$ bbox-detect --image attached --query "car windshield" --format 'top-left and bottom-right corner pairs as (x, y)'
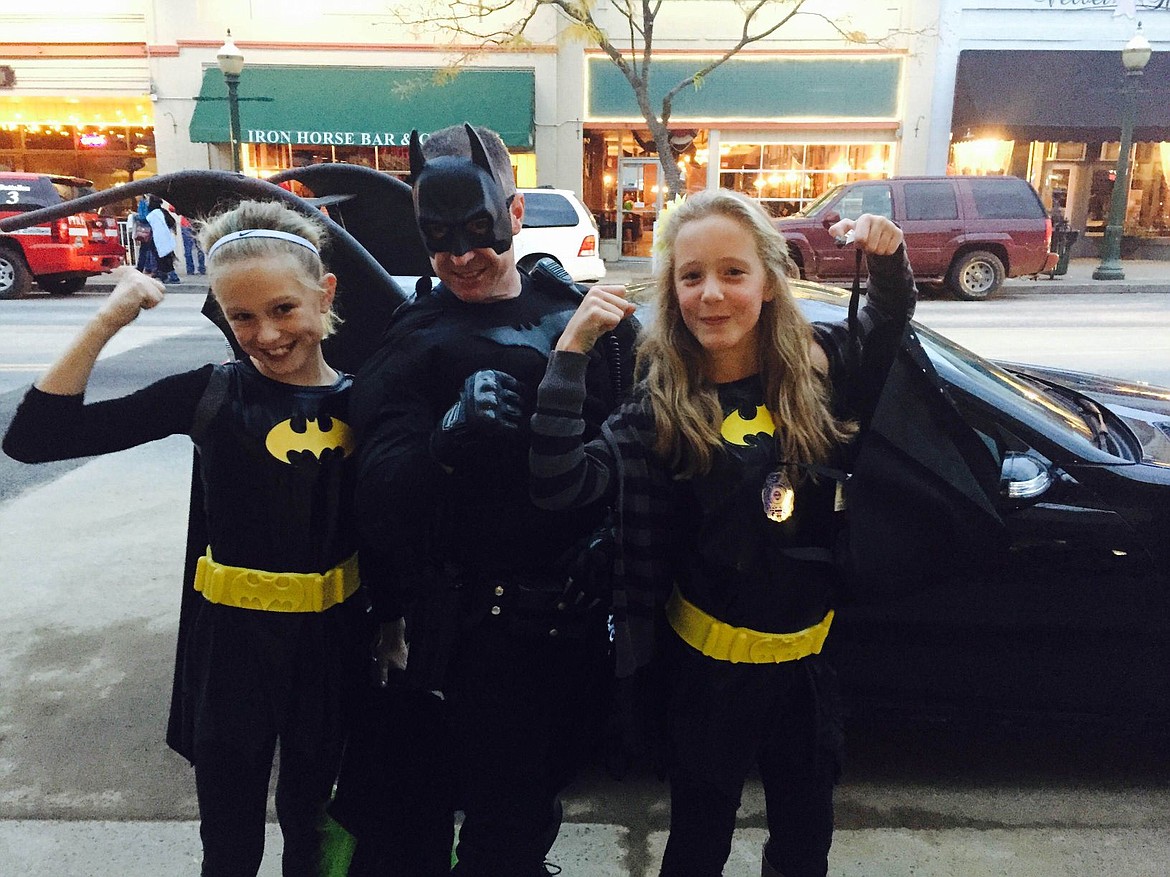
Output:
(795, 186), (844, 217)
(792, 287), (1105, 453)
(913, 322), (1099, 445)
(51, 180), (95, 201)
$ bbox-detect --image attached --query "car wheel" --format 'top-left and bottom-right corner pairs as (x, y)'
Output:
(0, 248), (34, 299)
(947, 250), (1004, 301)
(39, 276), (88, 295)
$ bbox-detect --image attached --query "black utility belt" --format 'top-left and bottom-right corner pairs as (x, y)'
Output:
(461, 577), (599, 641)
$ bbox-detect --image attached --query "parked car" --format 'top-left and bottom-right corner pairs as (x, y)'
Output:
(0, 172), (126, 299)
(515, 187), (606, 284)
(787, 282), (1170, 728)
(775, 176), (1058, 301)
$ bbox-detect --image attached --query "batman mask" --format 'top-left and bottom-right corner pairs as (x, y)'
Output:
(409, 124), (514, 257)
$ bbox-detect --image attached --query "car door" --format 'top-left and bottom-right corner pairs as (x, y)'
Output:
(825, 327), (1170, 724)
(895, 180), (962, 279)
(812, 182), (893, 280)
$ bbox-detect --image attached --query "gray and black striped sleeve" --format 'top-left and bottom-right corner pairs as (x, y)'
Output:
(530, 350), (619, 510)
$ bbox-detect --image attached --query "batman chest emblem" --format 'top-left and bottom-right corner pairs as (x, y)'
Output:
(721, 406), (775, 446)
(265, 417), (355, 464)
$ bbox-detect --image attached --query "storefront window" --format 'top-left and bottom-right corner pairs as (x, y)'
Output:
(1025, 139), (1169, 242)
(720, 141), (895, 216)
(949, 138), (1014, 176)
(1046, 142), (1086, 161)
(24, 127), (74, 151)
(0, 123), (156, 189)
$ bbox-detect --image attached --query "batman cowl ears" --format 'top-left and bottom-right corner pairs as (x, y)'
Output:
(408, 124), (514, 257)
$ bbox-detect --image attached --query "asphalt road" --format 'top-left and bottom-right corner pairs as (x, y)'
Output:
(3, 288), (1170, 876)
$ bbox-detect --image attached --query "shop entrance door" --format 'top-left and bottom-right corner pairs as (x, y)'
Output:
(617, 158), (664, 259)
(1042, 163), (1078, 225)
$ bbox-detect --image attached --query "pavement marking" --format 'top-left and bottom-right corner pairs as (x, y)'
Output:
(0, 364), (51, 371)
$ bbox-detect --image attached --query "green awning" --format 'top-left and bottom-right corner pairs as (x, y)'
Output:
(190, 65), (535, 148)
(587, 57), (900, 121)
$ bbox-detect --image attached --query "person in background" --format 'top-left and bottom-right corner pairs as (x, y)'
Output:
(182, 214), (207, 276)
(529, 188), (915, 877)
(3, 199), (369, 877)
(146, 195), (181, 284)
(133, 196), (158, 277)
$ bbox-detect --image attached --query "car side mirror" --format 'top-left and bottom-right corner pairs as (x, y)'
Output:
(820, 211), (841, 230)
(1000, 452), (1053, 504)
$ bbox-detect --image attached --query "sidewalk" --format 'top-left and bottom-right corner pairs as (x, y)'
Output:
(86, 257), (1170, 297)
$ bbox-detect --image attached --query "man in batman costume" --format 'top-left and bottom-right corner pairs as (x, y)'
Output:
(334, 123), (635, 876)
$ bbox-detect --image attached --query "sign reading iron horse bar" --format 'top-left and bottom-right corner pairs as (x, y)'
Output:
(246, 130), (416, 146)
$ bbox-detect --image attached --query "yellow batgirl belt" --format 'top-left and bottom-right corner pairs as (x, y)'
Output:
(666, 587), (833, 664)
(194, 549), (360, 613)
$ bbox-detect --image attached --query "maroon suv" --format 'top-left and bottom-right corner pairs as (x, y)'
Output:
(774, 176), (1057, 301)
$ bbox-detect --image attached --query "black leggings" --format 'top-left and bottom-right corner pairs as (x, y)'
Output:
(155, 251), (176, 278)
(194, 738), (341, 877)
(659, 660), (838, 877)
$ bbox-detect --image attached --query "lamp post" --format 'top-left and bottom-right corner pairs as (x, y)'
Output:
(216, 31), (245, 173)
(1093, 27), (1153, 281)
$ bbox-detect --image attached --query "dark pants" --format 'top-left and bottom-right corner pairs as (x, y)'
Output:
(334, 688), (455, 877)
(184, 227), (206, 274)
(341, 614), (608, 877)
(136, 239), (158, 275)
(194, 737), (342, 877)
(659, 656), (838, 877)
(156, 251), (177, 280)
(448, 619), (609, 876)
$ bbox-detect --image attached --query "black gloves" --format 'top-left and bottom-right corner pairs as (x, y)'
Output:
(558, 519), (618, 614)
(430, 369), (527, 468)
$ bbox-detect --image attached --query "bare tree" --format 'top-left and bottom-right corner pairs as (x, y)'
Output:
(394, 0), (906, 197)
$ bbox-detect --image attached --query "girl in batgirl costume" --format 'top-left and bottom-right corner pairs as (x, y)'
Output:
(529, 189), (916, 877)
(3, 200), (378, 877)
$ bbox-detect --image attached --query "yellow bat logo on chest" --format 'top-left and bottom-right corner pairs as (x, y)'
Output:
(720, 406), (775, 446)
(265, 417), (355, 463)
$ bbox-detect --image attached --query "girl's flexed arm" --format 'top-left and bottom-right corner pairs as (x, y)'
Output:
(37, 267), (165, 397)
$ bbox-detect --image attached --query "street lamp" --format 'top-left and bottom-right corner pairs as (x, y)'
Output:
(216, 30), (245, 173)
(1093, 26), (1153, 281)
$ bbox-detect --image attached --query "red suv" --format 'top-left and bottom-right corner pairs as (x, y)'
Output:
(774, 176), (1057, 300)
(0, 173), (126, 299)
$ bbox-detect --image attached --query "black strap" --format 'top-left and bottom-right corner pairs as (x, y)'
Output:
(846, 246), (863, 381)
(600, 420), (626, 580)
(191, 364), (230, 444)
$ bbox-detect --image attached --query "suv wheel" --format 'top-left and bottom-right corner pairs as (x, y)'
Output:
(0, 247), (34, 299)
(947, 250), (1004, 301)
(39, 275), (87, 295)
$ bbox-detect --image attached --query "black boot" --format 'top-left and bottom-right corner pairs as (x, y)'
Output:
(761, 843), (786, 877)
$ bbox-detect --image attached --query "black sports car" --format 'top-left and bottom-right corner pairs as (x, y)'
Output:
(794, 284), (1170, 729)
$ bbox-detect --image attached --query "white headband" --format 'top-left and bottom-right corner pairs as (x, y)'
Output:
(206, 228), (320, 261)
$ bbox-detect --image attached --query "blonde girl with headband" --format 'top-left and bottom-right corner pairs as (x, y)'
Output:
(3, 199), (382, 877)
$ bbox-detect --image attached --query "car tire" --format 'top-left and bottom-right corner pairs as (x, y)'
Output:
(38, 275), (87, 295)
(947, 250), (1004, 301)
(0, 247), (34, 299)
